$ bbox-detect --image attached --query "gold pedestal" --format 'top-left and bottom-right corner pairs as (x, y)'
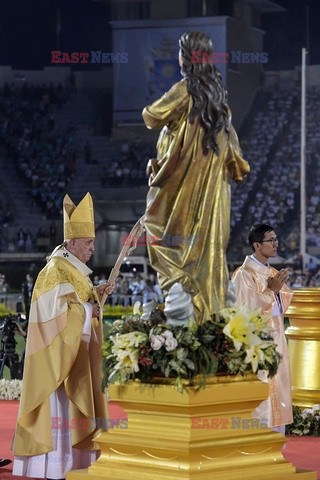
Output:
(67, 375), (316, 480)
(286, 288), (320, 407)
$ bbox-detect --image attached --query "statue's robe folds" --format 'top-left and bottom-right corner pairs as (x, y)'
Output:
(142, 79), (249, 324)
(232, 256), (293, 427)
(13, 248), (108, 478)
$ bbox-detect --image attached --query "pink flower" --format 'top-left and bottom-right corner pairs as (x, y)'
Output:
(150, 334), (165, 350)
(162, 330), (173, 340)
(165, 336), (178, 352)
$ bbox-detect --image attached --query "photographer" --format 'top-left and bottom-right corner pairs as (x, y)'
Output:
(14, 320), (27, 337)
(0, 314), (25, 379)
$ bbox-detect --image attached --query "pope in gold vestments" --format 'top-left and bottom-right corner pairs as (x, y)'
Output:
(232, 256), (293, 427)
(13, 193), (109, 478)
(143, 79), (249, 323)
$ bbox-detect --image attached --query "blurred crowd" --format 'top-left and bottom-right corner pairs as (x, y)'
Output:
(100, 137), (152, 187)
(16, 222), (57, 253)
(231, 90), (298, 230)
(287, 260), (320, 289)
(93, 273), (163, 306)
(0, 192), (13, 226)
(229, 86), (320, 262)
(0, 82), (76, 219)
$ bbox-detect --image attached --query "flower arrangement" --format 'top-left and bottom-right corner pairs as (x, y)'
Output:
(101, 304), (281, 392)
(0, 378), (22, 400)
(286, 405), (320, 436)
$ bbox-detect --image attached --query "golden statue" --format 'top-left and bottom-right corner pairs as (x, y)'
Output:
(143, 31), (249, 323)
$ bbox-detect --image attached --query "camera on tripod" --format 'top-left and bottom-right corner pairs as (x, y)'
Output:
(0, 314), (24, 380)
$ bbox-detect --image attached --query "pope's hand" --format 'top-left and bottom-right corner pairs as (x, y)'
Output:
(96, 281), (115, 300)
(92, 303), (100, 318)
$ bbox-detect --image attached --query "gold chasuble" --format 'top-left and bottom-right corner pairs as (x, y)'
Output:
(143, 79), (250, 323)
(13, 248), (108, 456)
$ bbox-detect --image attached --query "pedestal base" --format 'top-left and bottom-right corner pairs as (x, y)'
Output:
(286, 288), (320, 407)
(67, 375), (316, 480)
(68, 467), (316, 480)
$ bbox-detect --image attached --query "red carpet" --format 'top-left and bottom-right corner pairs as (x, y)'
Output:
(1, 400), (319, 479)
(283, 436), (320, 478)
(0, 400), (127, 480)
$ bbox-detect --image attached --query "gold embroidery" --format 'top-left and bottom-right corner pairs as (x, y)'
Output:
(32, 257), (92, 303)
(269, 376), (281, 425)
(65, 222), (95, 239)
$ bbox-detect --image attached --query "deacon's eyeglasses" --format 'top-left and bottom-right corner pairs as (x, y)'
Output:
(261, 237), (279, 245)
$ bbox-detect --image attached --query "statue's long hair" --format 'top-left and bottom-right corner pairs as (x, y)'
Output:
(179, 31), (230, 156)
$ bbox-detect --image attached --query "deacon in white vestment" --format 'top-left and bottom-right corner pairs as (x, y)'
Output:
(232, 224), (293, 433)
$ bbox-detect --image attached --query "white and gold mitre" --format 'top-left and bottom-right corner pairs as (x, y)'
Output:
(63, 192), (95, 240)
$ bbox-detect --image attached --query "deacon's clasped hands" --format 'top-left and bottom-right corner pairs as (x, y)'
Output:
(267, 268), (289, 295)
